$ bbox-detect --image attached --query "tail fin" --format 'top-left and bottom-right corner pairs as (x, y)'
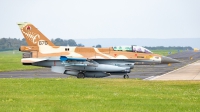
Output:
(17, 22), (55, 46)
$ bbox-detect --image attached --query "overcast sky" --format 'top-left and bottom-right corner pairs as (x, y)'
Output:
(0, 0), (200, 39)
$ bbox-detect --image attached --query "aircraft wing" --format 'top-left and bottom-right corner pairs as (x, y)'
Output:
(22, 56), (90, 65)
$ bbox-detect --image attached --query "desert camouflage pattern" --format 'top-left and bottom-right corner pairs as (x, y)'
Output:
(17, 22), (180, 78)
(18, 22), (162, 64)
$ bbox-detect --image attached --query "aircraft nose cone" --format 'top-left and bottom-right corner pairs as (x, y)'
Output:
(161, 56), (181, 64)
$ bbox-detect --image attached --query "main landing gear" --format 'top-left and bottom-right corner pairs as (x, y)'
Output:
(77, 72), (85, 78)
(123, 74), (129, 79)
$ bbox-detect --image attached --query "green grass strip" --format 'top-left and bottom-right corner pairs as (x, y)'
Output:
(0, 78), (199, 112)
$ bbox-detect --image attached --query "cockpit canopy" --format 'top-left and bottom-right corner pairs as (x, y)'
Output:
(113, 45), (152, 53)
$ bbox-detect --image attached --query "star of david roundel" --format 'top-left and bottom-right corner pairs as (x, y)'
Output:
(26, 26), (31, 31)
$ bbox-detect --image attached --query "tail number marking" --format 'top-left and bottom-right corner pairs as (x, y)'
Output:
(39, 41), (48, 45)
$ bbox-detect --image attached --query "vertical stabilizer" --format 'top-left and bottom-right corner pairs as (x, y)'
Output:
(17, 22), (55, 46)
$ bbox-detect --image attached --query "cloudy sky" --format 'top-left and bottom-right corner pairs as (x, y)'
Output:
(0, 0), (200, 39)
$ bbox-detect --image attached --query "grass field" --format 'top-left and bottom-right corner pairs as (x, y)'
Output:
(151, 50), (180, 56)
(0, 51), (39, 72)
(0, 78), (199, 112)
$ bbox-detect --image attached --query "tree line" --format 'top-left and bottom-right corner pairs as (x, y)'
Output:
(144, 46), (193, 51)
(0, 38), (85, 51)
(0, 37), (193, 51)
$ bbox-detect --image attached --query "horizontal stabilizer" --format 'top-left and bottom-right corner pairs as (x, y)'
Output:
(21, 58), (47, 63)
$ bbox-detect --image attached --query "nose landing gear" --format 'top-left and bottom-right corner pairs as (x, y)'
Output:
(123, 74), (129, 79)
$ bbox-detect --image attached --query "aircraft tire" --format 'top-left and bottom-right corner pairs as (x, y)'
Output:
(77, 72), (85, 79)
(123, 74), (129, 79)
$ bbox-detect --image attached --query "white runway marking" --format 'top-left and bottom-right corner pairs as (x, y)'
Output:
(143, 76), (155, 80)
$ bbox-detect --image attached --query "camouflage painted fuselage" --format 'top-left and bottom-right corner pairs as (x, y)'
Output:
(18, 22), (179, 78)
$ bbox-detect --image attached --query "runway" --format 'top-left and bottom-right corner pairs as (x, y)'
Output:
(0, 51), (200, 80)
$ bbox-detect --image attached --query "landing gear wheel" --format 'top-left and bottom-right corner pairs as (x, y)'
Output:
(123, 74), (129, 79)
(77, 72), (85, 79)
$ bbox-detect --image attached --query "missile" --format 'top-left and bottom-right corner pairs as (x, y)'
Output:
(60, 56), (87, 61)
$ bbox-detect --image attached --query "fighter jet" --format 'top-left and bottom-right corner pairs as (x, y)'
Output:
(18, 22), (180, 78)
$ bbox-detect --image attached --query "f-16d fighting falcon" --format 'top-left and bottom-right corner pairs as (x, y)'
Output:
(18, 22), (180, 78)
